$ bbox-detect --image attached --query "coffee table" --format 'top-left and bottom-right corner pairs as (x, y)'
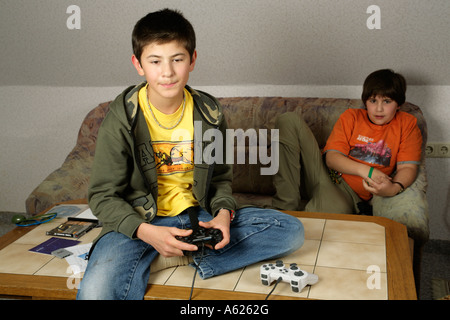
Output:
(0, 200), (416, 300)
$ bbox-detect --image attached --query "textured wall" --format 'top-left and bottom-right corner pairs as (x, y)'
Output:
(1, 0), (449, 86)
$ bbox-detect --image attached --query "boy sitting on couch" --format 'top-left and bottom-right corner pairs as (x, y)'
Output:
(273, 69), (422, 215)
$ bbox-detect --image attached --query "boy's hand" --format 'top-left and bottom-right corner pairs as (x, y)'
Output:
(363, 167), (395, 196)
(198, 209), (231, 250)
(136, 223), (198, 257)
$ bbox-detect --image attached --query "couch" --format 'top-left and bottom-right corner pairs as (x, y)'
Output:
(26, 96), (430, 245)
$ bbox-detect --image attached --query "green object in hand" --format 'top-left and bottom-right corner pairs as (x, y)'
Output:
(368, 167), (374, 179)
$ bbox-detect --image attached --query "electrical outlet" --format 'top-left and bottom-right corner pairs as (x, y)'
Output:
(437, 143), (450, 157)
(425, 144), (436, 157)
(426, 143), (450, 158)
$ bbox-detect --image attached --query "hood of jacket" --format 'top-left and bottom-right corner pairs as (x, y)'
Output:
(107, 82), (224, 130)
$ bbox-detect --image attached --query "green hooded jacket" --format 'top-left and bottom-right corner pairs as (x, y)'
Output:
(88, 83), (237, 242)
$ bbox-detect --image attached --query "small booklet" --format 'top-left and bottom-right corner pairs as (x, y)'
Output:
(46, 207), (99, 238)
(29, 237), (80, 255)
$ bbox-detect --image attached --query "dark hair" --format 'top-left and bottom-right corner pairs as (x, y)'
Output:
(132, 9), (196, 63)
(361, 69), (407, 106)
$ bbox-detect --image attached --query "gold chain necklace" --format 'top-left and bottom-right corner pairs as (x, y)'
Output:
(147, 94), (186, 130)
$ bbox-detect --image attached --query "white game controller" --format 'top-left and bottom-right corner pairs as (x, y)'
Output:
(260, 260), (318, 293)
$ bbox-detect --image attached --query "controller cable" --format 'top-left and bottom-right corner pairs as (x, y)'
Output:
(188, 242), (205, 300)
(265, 277), (283, 300)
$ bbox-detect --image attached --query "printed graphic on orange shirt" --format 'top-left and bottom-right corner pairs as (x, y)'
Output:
(153, 140), (194, 175)
(350, 139), (392, 166)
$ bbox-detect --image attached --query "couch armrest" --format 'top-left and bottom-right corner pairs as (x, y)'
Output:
(25, 147), (92, 215)
(371, 163), (429, 244)
(25, 102), (110, 215)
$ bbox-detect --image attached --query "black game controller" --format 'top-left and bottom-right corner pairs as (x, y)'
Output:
(176, 227), (223, 251)
(175, 206), (223, 254)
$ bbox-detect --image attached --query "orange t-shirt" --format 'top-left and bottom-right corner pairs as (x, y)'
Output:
(323, 109), (422, 200)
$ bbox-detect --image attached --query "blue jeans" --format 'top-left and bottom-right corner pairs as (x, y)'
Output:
(76, 207), (304, 300)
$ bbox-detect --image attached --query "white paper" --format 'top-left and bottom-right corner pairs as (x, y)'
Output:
(64, 243), (92, 273)
(75, 208), (98, 221)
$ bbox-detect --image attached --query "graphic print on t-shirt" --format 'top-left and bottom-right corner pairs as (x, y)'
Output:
(349, 137), (391, 167)
(152, 140), (194, 175)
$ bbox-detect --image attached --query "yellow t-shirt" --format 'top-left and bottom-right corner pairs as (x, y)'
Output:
(138, 85), (198, 216)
